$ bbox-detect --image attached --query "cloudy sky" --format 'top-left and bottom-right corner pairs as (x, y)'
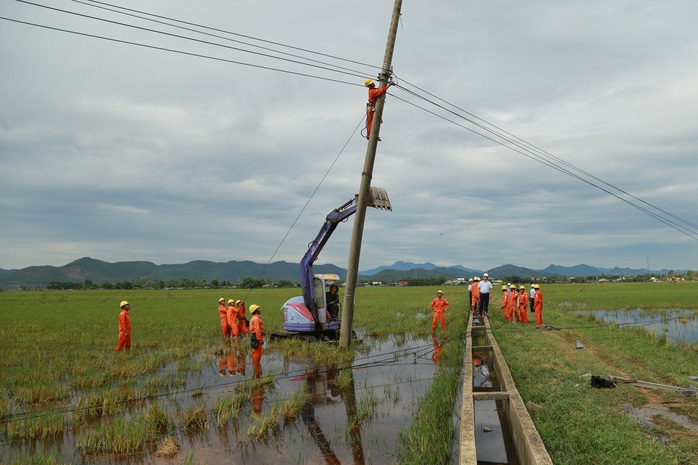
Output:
(2, 0), (697, 273)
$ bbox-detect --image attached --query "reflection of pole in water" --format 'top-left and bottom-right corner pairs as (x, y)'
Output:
(302, 367), (341, 465)
(342, 368), (366, 465)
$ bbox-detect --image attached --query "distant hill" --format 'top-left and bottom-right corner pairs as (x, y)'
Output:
(360, 261), (479, 276)
(0, 257), (678, 289)
(0, 257), (345, 290)
(487, 264), (547, 279)
(369, 266), (471, 281)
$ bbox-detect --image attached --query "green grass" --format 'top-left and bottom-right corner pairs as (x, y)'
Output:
(0, 283), (696, 464)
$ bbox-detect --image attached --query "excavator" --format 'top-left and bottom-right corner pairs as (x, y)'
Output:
(271, 187), (391, 342)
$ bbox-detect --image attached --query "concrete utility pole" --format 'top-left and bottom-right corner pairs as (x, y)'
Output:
(340, 0), (403, 348)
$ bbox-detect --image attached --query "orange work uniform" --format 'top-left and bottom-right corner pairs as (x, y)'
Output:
(430, 296), (450, 332)
(218, 302), (230, 337)
(534, 289), (544, 325)
(366, 85), (390, 138)
(518, 292), (529, 324)
(227, 303), (238, 337)
(249, 313), (265, 365)
(236, 303), (248, 335)
(115, 308), (131, 351)
(507, 290), (519, 323)
(471, 285), (480, 312)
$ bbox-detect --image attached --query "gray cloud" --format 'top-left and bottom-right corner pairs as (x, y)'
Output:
(1, 0), (696, 273)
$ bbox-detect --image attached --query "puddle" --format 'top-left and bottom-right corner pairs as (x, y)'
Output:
(1, 333), (444, 465)
(620, 403), (698, 432)
(582, 308), (698, 345)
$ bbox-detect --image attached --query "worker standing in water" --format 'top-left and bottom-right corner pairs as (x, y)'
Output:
(217, 298), (230, 338)
(227, 299), (238, 338)
(249, 304), (265, 374)
(115, 300), (131, 351)
(430, 290), (450, 333)
(533, 284), (544, 325)
(236, 300), (248, 336)
(364, 78), (392, 140)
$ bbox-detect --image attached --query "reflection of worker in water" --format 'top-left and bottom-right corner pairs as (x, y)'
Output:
(115, 300), (131, 351)
(219, 339), (230, 376)
(430, 290), (450, 333)
(431, 335), (444, 365)
(227, 339), (246, 376)
(533, 284), (544, 325)
(218, 297), (230, 338)
(250, 363), (265, 416)
(326, 284), (340, 320)
(518, 286), (529, 324)
(249, 304), (265, 370)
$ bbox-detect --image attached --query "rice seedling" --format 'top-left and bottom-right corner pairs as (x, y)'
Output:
(212, 391), (248, 427)
(2, 408), (66, 440)
(246, 404), (282, 440)
(181, 406), (209, 433)
(279, 384), (311, 419)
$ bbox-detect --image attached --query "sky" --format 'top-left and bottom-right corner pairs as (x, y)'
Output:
(1, 0), (697, 274)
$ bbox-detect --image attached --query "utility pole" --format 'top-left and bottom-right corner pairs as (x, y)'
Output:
(340, 0), (403, 348)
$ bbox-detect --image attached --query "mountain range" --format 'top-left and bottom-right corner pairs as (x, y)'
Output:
(0, 257), (676, 290)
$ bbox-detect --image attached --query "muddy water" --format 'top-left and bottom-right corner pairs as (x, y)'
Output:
(5, 333), (443, 465)
(586, 308), (698, 345)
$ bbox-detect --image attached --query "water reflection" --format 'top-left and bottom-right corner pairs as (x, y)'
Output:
(219, 339), (246, 377)
(431, 335), (444, 365)
(584, 308), (698, 345)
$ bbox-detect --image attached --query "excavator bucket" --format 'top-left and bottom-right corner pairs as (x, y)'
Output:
(366, 186), (392, 211)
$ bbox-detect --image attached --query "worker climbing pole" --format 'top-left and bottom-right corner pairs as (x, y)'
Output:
(363, 78), (393, 141)
(341, 0), (403, 348)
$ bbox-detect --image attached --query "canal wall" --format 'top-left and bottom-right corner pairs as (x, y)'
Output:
(459, 316), (553, 465)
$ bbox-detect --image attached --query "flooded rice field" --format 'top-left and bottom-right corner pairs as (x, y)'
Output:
(1, 332), (447, 465)
(582, 308), (698, 345)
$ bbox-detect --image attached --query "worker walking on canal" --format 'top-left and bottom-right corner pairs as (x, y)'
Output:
(478, 273), (493, 317)
(430, 290), (450, 333)
(218, 297), (230, 338)
(471, 277), (480, 314)
(364, 78), (392, 140)
(249, 304), (265, 367)
(518, 286), (529, 324)
(115, 300), (131, 351)
(533, 284), (544, 325)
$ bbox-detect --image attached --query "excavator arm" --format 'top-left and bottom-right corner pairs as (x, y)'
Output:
(300, 187), (391, 329)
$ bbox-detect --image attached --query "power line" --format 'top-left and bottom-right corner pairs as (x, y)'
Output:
(0, 15), (361, 87)
(16, 0), (370, 82)
(72, 0), (380, 79)
(390, 83), (698, 240)
(6, 2), (695, 240)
